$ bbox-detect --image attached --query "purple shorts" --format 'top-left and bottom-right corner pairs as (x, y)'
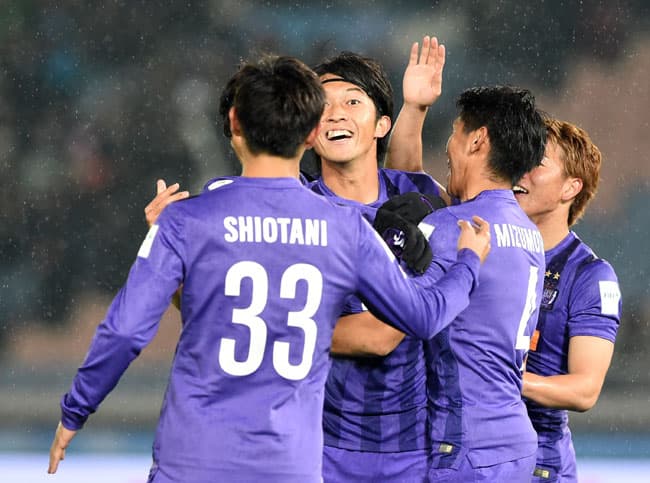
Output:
(532, 427), (578, 482)
(323, 445), (428, 483)
(426, 449), (536, 483)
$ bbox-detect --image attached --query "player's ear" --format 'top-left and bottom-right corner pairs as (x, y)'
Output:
(562, 177), (583, 203)
(304, 124), (321, 150)
(469, 126), (488, 153)
(228, 107), (242, 137)
(374, 115), (392, 139)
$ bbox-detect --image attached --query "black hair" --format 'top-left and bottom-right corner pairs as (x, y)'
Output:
(313, 51), (394, 163)
(457, 86), (547, 184)
(219, 55), (326, 158)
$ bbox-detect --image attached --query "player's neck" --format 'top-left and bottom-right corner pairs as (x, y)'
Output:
(530, 211), (571, 251)
(240, 153), (301, 179)
(320, 157), (380, 204)
(458, 170), (512, 202)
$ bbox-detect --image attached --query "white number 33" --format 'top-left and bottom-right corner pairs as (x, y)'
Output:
(219, 261), (322, 381)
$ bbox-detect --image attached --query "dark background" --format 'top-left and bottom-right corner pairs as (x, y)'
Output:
(1, 0), (648, 460)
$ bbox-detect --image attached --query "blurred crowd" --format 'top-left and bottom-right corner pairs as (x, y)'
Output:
(1, 0), (648, 383)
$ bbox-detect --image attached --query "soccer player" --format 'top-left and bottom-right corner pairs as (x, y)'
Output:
(47, 54), (491, 483)
(141, 38), (450, 482)
(516, 119), (621, 482)
(385, 86), (548, 482)
(306, 38), (448, 483)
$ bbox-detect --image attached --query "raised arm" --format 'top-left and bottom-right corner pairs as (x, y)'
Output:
(385, 35), (445, 172)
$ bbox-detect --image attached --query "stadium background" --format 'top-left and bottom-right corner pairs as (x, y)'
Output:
(1, 1), (648, 481)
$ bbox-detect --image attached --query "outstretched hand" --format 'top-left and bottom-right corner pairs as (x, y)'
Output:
(457, 216), (491, 263)
(144, 179), (190, 227)
(48, 421), (77, 474)
(402, 35), (446, 109)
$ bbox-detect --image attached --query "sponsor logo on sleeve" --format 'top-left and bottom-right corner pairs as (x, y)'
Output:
(599, 280), (621, 316)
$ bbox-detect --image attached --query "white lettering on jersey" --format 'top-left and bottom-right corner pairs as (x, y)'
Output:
(137, 224), (159, 259)
(493, 223), (544, 254)
(599, 280), (621, 316)
(223, 216), (328, 246)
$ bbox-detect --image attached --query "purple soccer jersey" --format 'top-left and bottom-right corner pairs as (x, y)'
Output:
(525, 232), (621, 481)
(422, 190), (545, 473)
(309, 169), (442, 454)
(59, 176), (481, 483)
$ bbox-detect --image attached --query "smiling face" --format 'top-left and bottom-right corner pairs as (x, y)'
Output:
(313, 74), (390, 166)
(514, 140), (579, 226)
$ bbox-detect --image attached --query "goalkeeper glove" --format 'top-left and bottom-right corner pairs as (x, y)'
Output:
(378, 192), (446, 225)
(373, 208), (432, 275)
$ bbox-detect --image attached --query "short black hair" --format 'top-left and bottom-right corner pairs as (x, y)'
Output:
(313, 52), (394, 163)
(219, 55), (325, 158)
(457, 86), (547, 184)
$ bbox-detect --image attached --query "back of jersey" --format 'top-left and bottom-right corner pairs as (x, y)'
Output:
(152, 177), (362, 482)
(423, 189), (545, 468)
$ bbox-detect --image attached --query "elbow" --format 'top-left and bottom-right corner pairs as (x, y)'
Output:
(366, 331), (405, 357)
(571, 389), (601, 412)
(573, 395), (599, 413)
(372, 340), (397, 357)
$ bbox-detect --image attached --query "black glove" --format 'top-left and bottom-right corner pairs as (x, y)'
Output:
(373, 208), (432, 275)
(378, 192), (446, 225)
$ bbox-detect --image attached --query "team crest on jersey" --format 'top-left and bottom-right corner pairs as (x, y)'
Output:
(541, 286), (558, 310)
(540, 270), (560, 310)
(382, 227), (405, 257)
(208, 179), (234, 190)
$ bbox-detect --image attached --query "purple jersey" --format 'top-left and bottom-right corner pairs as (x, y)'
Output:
(525, 232), (620, 477)
(59, 176), (480, 483)
(309, 169), (442, 453)
(422, 190), (545, 469)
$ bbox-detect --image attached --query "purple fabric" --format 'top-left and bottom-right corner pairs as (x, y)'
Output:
(427, 450), (536, 483)
(423, 189), (544, 470)
(323, 444), (428, 483)
(315, 169), (441, 454)
(60, 176), (480, 482)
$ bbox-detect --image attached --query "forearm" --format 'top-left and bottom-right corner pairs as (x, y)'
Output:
(331, 312), (406, 357)
(523, 371), (602, 412)
(385, 103), (428, 171)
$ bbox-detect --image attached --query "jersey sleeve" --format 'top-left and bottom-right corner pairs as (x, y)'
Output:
(352, 213), (480, 340)
(567, 259), (621, 342)
(60, 209), (186, 430)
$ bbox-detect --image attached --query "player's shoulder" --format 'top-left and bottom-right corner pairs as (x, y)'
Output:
(381, 168), (437, 192)
(565, 235), (618, 283)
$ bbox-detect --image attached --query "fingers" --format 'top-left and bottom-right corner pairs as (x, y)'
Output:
(457, 219), (473, 233)
(48, 444), (64, 474)
(437, 43), (446, 71)
(156, 179), (167, 195)
(418, 35), (430, 64)
(415, 35), (445, 82)
(471, 215), (490, 234)
(144, 181), (189, 227)
(48, 422), (73, 474)
(408, 41), (419, 66)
